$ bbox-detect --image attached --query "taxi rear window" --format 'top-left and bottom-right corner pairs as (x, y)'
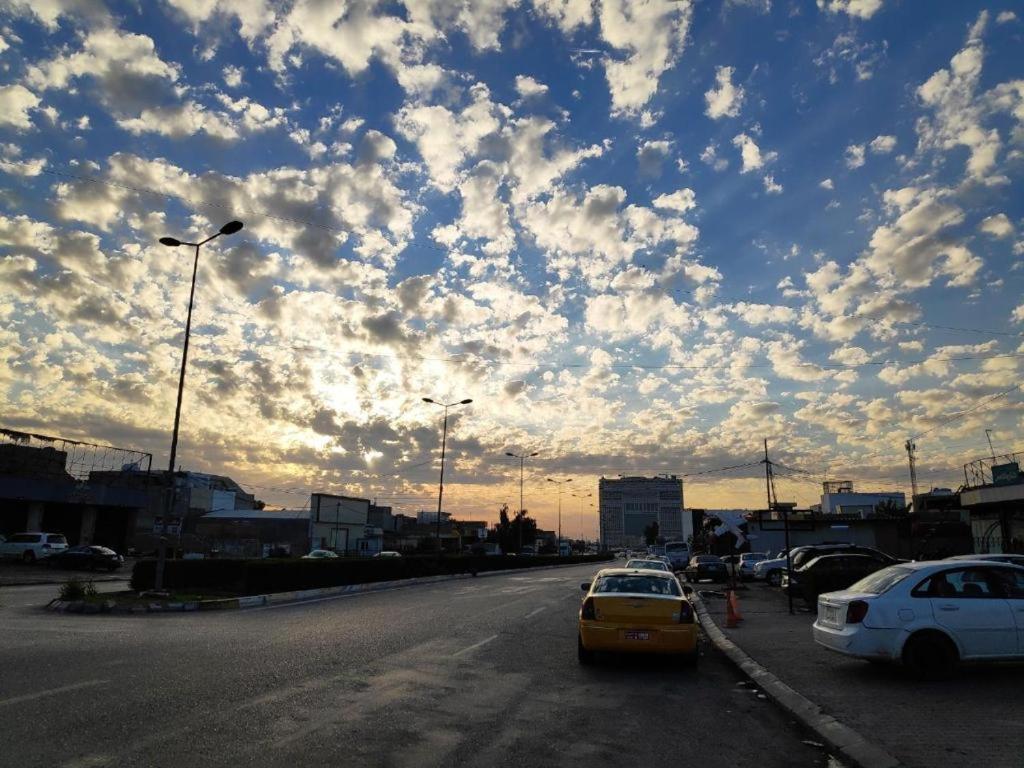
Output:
(594, 575), (680, 596)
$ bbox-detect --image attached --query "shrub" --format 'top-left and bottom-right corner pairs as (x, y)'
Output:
(131, 553), (614, 596)
(58, 578), (97, 601)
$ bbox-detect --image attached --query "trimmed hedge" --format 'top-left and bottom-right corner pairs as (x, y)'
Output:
(131, 553), (614, 596)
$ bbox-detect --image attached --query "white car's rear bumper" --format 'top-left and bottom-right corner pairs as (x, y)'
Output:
(812, 621), (903, 661)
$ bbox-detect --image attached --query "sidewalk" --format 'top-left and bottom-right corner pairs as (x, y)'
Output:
(699, 583), (1024, 768)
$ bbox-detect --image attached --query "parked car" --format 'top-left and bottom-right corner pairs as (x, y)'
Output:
(719, 554), (742, 578)
(813, 560), (1024, 678)
(0, 532), (68, 562)
(47, 545), (124, 571)
(737, 552), (769, 580)
(374, 551), (402, 558)
(302, 549), (338, 559)
(625, 558), (671, 572)
(753, 548), (801, 585)
(577, 568), (698, 666)
(684, 555), (728, 583)
(790, 544), (898, 570)
(782, 554), (888, 605)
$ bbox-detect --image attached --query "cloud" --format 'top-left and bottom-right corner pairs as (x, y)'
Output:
(636, 139), (671, 177)
(816, 0), (884, 20)
(223, 65), (244, 88)
(819, 178), (834, 190)
(1013, 305), (1024, 324)
(844, 143), (866, 169)
(0, 85), (41, 129)
(704, 65), (744, 120)
(732, 133), (776, 173)
(869, 134), (896, 154)
(652, 188), (696, 213)
(700, 142), (728, 171)
(978, 213), (1014, 239)
(515, 75), (548, 98)
(762, 174), (783, 194)
(996, 11), (1017, 24)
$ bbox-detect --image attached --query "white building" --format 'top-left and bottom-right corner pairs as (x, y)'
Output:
(820, 481), (905, 516)
(599, 475), (685, 549)
(309, 493), (378, 553)
(416, 509), (451, 524)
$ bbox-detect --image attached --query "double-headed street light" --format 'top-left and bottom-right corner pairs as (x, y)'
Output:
(154, 220), (243, 590)
(547, 477), (572, 553)
(423, 397), (473, 554)
(506, 450), (539, 554)
(571, 491), (592, 543)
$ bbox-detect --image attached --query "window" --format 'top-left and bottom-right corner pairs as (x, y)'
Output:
(12, 534), (41, 543)
(594, 575), (680, 596)
(989, 568), (1024, 599)
(849, 565), (913, 595)
(912, 568), (1003, 598)
(46, 535), (67, 544)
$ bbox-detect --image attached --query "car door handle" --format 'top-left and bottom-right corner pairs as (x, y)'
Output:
(938, 605), (959, 611)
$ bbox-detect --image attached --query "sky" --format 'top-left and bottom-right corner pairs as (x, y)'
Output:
(0, 0), (1022, 538)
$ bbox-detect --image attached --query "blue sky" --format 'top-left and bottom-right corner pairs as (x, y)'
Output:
(1, 0), (1022, 532)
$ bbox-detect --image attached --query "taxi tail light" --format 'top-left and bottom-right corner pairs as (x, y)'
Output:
(678, 600), (694, 624)
(580, 597), (596, 621)
(846, 600), (869, 624)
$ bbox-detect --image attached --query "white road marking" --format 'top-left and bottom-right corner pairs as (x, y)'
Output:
(524, 606), (547, 618)
(0, 679), (108, 707)
(452, 634), (498, 657)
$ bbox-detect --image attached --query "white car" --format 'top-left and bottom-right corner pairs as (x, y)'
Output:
(0, 532), (69, 562)
(813, 560), (1024, 678)
(737, 552), (769, 580)
(302, 549), (339, 559)
(625, 558), (672, 573)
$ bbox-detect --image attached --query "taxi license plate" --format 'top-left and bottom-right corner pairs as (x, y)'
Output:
(823, 606), (839, 624)
(624, 631), (650, 641)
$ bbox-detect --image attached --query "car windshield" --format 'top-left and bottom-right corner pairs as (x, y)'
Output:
(848, 565), (915, 595)
(594, 575), (680, 596)
(626, 560), (667, 570)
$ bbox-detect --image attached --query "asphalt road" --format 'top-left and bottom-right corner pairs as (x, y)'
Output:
(0, 563), (839, 768)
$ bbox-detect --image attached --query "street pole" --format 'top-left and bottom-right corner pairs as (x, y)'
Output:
(506, 451), (538, 554)
(155, 220), (243, 591)
(548, 477), (572, 554)
(424, 397), (473, 556)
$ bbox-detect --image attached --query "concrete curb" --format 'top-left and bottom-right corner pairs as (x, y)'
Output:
(46, 559), (611, 616)
(691, 592), (903, 768)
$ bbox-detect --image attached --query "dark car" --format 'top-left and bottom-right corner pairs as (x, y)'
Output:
(684, 555), (729, 583)
(47, 545), (124, 572)
(790, 544), (898, 570)
(782, 554), (887, 605)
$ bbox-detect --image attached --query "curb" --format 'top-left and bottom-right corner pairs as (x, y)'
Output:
(46, 559), (611, 616)
(691, 592), (903, 768)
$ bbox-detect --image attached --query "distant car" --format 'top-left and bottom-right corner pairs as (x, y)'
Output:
(47, 545), (124, 571)
(302, 549), (339, 559)
(578, 568), (698, 666)
(737, 552), (769, 580)
(684, 555), (728, 583)
(945, 553), (1024, 567)
(0, 532), (68, 562)
(625, 558), (671, 572)
(374, 551), (402, 558)
(814, 560), (1024, 679)
(782, 554), (888, 605)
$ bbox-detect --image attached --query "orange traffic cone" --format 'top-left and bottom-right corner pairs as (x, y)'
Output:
(726, 589), (743, 628)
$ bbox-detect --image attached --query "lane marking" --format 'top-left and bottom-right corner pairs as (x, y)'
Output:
(524, 606), (547, 619)
(452, 634), (498, 657)
(0, 679), (108, 707)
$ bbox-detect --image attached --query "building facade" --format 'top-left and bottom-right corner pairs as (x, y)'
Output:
(599, 475), (685, 549)
(819, 481), (905, 516)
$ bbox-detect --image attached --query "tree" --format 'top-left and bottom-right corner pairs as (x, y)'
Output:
(643, 521), (660, 546)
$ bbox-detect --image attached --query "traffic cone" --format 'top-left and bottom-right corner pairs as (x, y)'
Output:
(726, 589), (743, 627)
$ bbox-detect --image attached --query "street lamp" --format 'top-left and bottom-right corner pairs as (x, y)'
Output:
(506, 450), (539, 554)
(547, 477), (572, 554)
(423, 397), (473, 554)
(154, 220), (243, 590)
(571, 491), (592, 543)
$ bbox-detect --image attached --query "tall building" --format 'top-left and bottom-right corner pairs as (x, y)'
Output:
(599, 475), (685, 549)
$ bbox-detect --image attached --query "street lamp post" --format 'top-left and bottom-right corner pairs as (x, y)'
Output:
(571, 492), (592, 545)
(423, 397), (473, 555)
(154, 220), (243, 591)
(547, 477), (572, 554)
(505, 450), (538, 554)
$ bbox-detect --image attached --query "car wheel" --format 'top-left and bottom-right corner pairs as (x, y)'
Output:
(903, 632), (958, 680)
(767, 570), (781, 587)
(577, 634), (595, 665)
(22, 550), (35, 564)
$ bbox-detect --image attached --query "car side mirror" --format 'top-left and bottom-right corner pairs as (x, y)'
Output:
(682, 585), (694, 596)
(580, 582), (591, 592)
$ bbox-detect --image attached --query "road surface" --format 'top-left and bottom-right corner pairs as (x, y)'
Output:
(0, 562), (839, 767)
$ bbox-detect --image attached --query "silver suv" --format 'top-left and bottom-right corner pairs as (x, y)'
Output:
(0, 532), (69, 562)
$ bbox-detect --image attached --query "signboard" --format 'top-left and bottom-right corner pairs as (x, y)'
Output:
(992, 462), (1021, 486)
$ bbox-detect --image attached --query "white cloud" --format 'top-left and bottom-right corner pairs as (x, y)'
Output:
(844, 143), (866, 169)
(819, 178), (834, 190)
(0, 85), (40, 129)
(700, 142), (728, 171)
(652, 188), (696, 213)
(763, 174), (783, 194)
(636, 139), (672, 176)
(869, 134), (896, 154)
(732, 133), (776, 173)
(816, 0), (884, 20)
(704, 65), (744, 120)
(1013, 304), (1024, 324)
(515, 75), (548, 98)
(996, 11), (1017, 24)
(223, 65), (244, 88)
(979, 213), (1014, 239)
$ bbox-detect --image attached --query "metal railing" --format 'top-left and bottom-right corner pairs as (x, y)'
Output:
(963, 450), (1024, 489)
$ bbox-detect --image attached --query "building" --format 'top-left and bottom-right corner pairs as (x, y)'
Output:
(416, 509), (451, 524)
(959, 451), (1024, 554)
(598, 475), (685, 549)
(819, 481), (905, 516)
(309, 493), (381, 554)
(195, 508), (311, 558)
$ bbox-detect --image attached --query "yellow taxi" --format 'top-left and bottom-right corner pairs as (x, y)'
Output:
(578, 567), (698, 666)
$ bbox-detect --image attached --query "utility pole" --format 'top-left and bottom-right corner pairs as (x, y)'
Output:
(548, 477), (573, 554)
(506, 451), (538, 554)
(423, 397), (473, 556)
(761, 439), (792, 615)
(985, 429), (996, 464)
(905, 440), (919, 511)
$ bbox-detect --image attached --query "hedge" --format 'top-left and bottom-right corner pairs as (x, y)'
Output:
(131, 553), (615, 596)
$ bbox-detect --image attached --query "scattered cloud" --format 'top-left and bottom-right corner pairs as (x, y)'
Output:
(704, 65), (745, 120)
